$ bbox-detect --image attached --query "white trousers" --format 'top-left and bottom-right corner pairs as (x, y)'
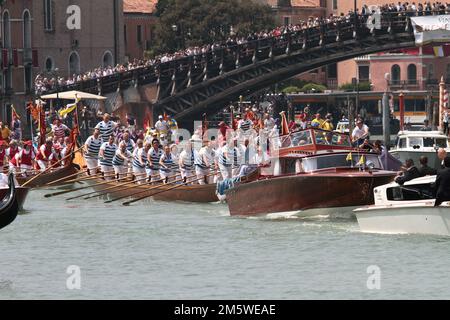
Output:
(85, 157), (99, 174)
(195, 166), (211, 185)
(113, 165), (128, 180)
(37, 160), (49, 172)
(159, 170), (173, 183)
(180, 168), (194, 180)
(219, 164), (232, 180)
(101, 165), (114, 180)
(132, 166), (147, 184)
(146, 168), (161, 182)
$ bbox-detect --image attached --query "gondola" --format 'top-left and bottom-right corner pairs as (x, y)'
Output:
(0, 174), (19, 230)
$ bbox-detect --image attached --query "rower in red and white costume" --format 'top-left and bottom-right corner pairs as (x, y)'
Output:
(5, 140), (21, 171)
(36, 138), (57, 172)
(12, 141), (36, 176)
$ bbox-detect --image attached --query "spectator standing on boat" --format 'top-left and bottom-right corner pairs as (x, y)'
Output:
(372, 140), (384, 155)
(358, 139), (373, 151)
(84, 128), (102, 175)
(98, 135), (117, 181)
(126, 113), (136, 132)
(437, 148), (449, 169)
(51, 118), (69, 141)
(159, 145), (174, 184)
(147, 138), (163, 183)
(95, 113), (118, 143)
(112, 141), (132, 181)
(395, 159), (421, 185)
(420, 119), (432, 131)
(443, 110), (449, 136)
(321, 115), (334, 131)
(434, 157), (450, 206)
(351, 120), (370, 147)
(179, 139), (196, 183)
(0, 122), (11, 142)
(167, 115), (178, 143)
(418, 156), (437, 177)
(10, 114), (22, 141)
(311, 113), (324, 128)
(155, 115), (169, 139)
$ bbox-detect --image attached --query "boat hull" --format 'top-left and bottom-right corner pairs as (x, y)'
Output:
(355, 203), (450, 236)
(17, 164), (79, 188)
(0, 187), (29, 211)
(91, 180), (219, 203)
(226, 171), (396, 216)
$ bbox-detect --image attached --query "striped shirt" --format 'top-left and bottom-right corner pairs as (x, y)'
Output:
(132, 147), (148, 169)
(112, 149), (132, 167)
(148, 147), (163, 170)
(85, 135), (102, 159)
(238, 119), (253, 132)
(179, 150), (195, 170)
(99, 142), (117, 167)
(95, 121), (117, 143)
(195, 147), (213, 170)
(121, 139), (135, 153)
(51, 124), (69, 140)
(219, 146), (240, 168)
(159, 153), (173, 172)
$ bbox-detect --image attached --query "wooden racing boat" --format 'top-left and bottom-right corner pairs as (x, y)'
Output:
(17, 162), (80, 188)
(0, 174), (20, 230)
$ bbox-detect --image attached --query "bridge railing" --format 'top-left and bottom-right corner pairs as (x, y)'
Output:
(36, 12), (427, 98)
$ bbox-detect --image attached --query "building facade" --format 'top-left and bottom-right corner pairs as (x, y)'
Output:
(0, 0), (125, 127)
(123, 0), (158, 61)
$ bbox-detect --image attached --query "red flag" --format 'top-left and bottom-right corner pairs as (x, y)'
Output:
(280, 111), (289, 136)
(230, 107), (236, 130)
(39, 105), (46, 146)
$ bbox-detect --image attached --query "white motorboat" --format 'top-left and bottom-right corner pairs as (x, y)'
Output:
(389, 131), (449, 169)
(354, 176), (450, 236)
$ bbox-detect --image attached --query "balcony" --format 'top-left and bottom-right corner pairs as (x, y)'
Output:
(388, 79), (421, 90)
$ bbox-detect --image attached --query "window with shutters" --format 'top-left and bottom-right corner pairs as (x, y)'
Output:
(44, 0), (54, 31)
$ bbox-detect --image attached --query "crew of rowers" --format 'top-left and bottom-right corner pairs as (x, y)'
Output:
(84, 114), (271, 185)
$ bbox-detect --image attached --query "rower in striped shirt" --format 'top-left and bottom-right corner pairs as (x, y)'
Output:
(132, 140), (151, 184)
(95, 113), (118, 143)
(99, 135), (117, 181)
(84, 128), (102, 175)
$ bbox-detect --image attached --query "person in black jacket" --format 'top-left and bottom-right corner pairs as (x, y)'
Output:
(395, 159), (421, 185)
(435, 157), (450, 206)
(418, 156), (437, 177)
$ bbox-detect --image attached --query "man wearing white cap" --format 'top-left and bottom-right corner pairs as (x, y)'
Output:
(155, 115), (169, 139)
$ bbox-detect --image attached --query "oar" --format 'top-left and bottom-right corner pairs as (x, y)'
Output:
(79, 166), (183, 200)
(122, 171), (218, 206)
(22, 146), (83, 187)
(67, 172), (150, 200)
(52, 170), (105, 185)
(43, 173), (117, 198)
(104, 170), (199, 204)
(42, 168), (90, 186)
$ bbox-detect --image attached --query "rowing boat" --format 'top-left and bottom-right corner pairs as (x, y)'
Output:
(17, 163), (80, 188)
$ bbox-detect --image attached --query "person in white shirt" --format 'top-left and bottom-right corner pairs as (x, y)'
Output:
(351, 120), (370, 146)
(95, 113), (118, 143)
(178, 139), (196, 183)
(195, 139), (216, 185)
(155, 115), (169, 139)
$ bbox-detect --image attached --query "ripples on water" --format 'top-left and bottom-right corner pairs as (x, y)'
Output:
(0, 187), (449, 300)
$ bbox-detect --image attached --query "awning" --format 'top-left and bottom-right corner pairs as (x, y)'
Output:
(40, 90), (107, 101)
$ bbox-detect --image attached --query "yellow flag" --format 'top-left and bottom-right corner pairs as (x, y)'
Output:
(59, 97), (80, 118)
(346, 152), (352, 162)
(357, 155), (366, 166)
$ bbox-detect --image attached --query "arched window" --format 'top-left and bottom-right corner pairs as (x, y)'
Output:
(102, 51), (113, 68)
(391, 64), (401, 85)
(68, 51), (80, 76)
(407, 64), (417, 84)
(44, 0), (54, 31)
(2, 10), (11, 48)
(23, 10), (32, 49)
(45, 57), (54, 72)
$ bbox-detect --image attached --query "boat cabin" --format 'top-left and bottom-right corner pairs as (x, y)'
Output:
(372, 175), (436, 206)
(392, 131), (449, 152)
(269, 128), (384, 175)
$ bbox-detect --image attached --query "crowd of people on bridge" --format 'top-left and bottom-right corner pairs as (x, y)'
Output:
(34, 1), (450, 96)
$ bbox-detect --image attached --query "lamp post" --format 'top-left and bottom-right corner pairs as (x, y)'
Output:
(383, 72), (391, 148)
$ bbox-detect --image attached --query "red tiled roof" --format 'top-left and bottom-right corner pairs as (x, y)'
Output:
(123, 0), (157, 14)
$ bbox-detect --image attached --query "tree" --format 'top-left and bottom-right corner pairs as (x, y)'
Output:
(154, 0), (173, 17)
(339, 82), (372, 92)
(152, 0), (275, 54)
(301, 83), (327, 93)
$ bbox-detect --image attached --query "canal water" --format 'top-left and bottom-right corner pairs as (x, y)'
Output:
(0, 187), (449, 300)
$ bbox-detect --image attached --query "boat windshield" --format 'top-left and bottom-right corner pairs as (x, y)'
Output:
(279, 129), (351, 148)
(387, 183), (435, 201)
(408, 137), (448, 148)
(302, 153), (383, 172)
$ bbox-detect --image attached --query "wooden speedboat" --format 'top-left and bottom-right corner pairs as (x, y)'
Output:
(17, 163), (80, 188)
(225, 129), (398, 217)
(354, 176), (450, 236)
(0, 174), (20, 230)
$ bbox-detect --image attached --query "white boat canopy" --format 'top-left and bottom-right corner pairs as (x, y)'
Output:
(40, 90), (107, 101)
